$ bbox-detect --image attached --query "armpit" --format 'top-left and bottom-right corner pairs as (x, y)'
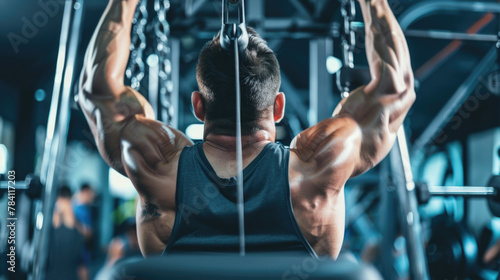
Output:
(141, 201), (162, 221)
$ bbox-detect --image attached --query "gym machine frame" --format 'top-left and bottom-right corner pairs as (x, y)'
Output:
(398, 2), (500, 206)
(339, 1), (500, 279)
(29, 0), (84, 279)
(336, 1), (430, 279)
(378, 2), (500, 280)
(398, 1), (500, 158)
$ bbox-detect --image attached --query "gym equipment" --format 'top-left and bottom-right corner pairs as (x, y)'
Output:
(415, 175), (500, 217)
(31, 0), (84, 279)
(487, 176), (500, 217)
(110, 254), (383, 280)
(338, 1), (430, 279)
(219, 0), (249, 256)
(127, 0), (178, 126)
(0, 174), (43, 199)
(426, 215), (478, 280)
(397, 2), (500, 158)
(0, 174), (44, 275)
(338, 0), (359, 98)
(367, 3), (500, 279)
(336, 66), (370, 96)
(340, 0), (356, 70)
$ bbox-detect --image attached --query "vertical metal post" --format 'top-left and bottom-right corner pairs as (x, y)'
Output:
(246, 0), (264, 32)
(309, 38), (334, 126)
(99, 164), (113, 251)
(169, 38), (180, 129)
(390, 128), (430, 280)
(147, 54), (160, 119)
(32, 0), (84, 278)
(378, 159), (398, 280)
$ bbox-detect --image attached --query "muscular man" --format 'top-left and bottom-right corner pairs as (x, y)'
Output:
(78, 0), (414, 258)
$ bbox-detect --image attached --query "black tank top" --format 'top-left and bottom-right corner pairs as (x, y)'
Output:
(162, 142), (316, 257)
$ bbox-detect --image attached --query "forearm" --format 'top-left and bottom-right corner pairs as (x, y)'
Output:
(80, 0), (139, 98)
(77, 0), (152, 174)
(336, 0), (414, 123)
(330, 0), (414, 172)
(358, 0), (413, 95)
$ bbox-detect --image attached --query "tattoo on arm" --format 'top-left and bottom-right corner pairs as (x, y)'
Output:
(142, 201), (161, 221)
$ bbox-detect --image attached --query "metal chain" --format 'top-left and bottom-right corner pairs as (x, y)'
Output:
(341, 0), (356, 69)
(127, 0), (173, 125)
(340, 0), (356, 98)
(154, 0), (174, 125)
(126, 0), (148, 90)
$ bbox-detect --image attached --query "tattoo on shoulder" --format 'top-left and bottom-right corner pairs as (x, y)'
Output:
(142, 201), (161, 221)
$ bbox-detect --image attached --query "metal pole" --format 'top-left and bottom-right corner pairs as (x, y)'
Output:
(404, 30), (498, 42)
(32, 0), (84, 278)
(169, 38), (180, 129)
(378, 159), (398, 280)
(147, 54), (160, 119)
(0, 181), (29, 189)
(390, 128), (430, 280)
(169, 18), (339, 39)
(246, 0), (264, 33)
(308, 38), (334, 126)
(428, 186), (496, 196)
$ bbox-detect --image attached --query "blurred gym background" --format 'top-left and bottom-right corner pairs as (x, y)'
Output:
(1, 0), (500, 279)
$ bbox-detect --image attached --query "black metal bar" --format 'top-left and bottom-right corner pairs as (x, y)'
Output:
(169, 18), (339, 39)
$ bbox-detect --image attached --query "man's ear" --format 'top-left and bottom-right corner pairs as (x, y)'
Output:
(192, 91), (205, 122)
(274, 92), (285, 123)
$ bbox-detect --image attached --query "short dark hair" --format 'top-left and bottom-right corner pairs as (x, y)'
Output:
(196, 27), (281, 134)
(58, 185), (72, 199)
(81, 183), (93, 192)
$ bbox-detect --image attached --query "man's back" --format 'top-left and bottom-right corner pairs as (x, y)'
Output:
(79, 0), (414, 259)
(162, 142), (316, 256)
(132, 136), (345, 257)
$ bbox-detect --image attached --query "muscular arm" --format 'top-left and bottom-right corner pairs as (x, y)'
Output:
(78, 0), (191, 195)
(291, 0), (415, 187)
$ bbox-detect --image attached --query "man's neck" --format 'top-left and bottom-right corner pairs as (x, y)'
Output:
(205, 130), (272, 149)
(203, 117), (276, 151)
(202, 126), (275, 178)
